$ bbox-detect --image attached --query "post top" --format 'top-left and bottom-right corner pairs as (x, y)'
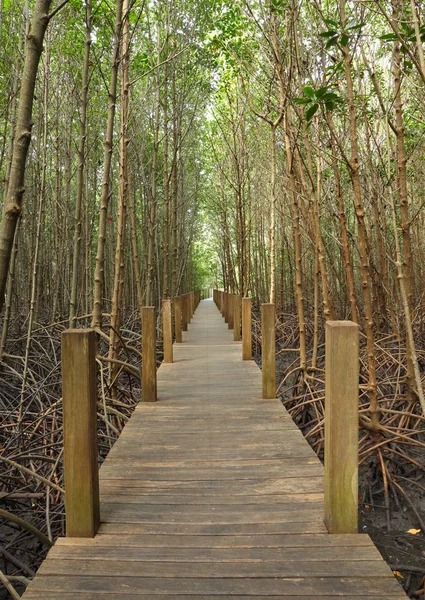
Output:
(62, 328), (95, 336)
(326, 320), (359, 328)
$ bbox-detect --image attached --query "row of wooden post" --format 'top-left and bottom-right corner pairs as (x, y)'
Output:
(61, 290), (201, 537)
(213, 289), (359, 536)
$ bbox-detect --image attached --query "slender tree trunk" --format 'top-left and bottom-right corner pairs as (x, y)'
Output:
(340, 0), (379, 430)
(0, 0), (52, 313)
(91, 0), (124, 328)
(69, 0), (92, 327)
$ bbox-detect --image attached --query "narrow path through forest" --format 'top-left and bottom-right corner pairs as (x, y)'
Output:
(22, 299), (406, 599)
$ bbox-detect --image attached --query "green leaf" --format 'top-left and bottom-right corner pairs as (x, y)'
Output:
(380, 33), (397, 42)
(303, 86), (315, 98)
(319, 30), (338, 38)
(347, 22), (365, 31)
(340, 33), (349, 46)
(294, 97), (312, 105)
(306, 103), (319, 121)
(324, 18), (339, 27)
(316, 86), (329, 98)
(325, 35), (339, 49)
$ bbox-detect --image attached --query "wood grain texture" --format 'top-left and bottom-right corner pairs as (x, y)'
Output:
(174, 296), (182, 343)
(261, 303), (276, 399)
(24, 301), (406, 599)
(324, 321), (359, 534)
(61, 329), (100, 538)
(141, 306), (157, 402)
(162, 299), (173, 363)
(233, 295), (241, 341)
(242, 297), (252, 360)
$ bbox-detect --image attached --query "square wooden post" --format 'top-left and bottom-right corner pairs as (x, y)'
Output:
(190, 292), (194, 319)
(174, 296), (182, 343)
(228, 294), (234, 330)
(142, 307), (157, 402)
(233, 295), (242, 342)
(223, 292), (228, 323)
(182, 295), (188, 331)
(162, 299), (173, 363)
(324, 321), (359, 534)
(62, 329), (100, 537)
(242, 298), (252, 360)
(261, 303), (276, 399)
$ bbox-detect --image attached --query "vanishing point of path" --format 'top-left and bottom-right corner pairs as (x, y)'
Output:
(23, 299), (406, 599)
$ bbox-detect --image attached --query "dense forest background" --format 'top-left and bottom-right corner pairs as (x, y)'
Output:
(1, 0), (425, 596)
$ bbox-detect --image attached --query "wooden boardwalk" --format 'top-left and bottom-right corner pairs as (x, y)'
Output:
(23, 299), (406, 599)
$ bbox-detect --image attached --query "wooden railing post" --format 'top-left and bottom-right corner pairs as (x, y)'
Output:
(62, 329), (100, 537)
(162, 298), (173, 363)
(242, 297), (252, 360)
(228, 294), (234, 330)
(142, 307), (157, 402)
(182, 294), (188, 331)
(261, 303), (276, 399)
(233, 295), (241, 342)
(324, 321), (359, 534)
(174, 296), (182, 343)
(223, 292), (228, 323)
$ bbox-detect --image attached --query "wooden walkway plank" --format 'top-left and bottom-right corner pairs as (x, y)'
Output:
(22, 299), (407, 599)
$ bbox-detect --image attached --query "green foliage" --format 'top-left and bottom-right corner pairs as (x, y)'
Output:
(319, 18), (365, 49)
(294, 85), (342, 121)
(380, 23), (425, 45)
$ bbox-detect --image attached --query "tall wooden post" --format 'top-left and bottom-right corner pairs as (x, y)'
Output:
(233, 295), (241, 341)
(190, 292), (194, 319)
(242, 297), (252, 360)
(324, 321), (359, 534)
(182, 294), (188, 331)
(223, 292), (228, 323)
(142, 307), (157, 402)
(228, 294), (234, 330)
(162, 299), (173, 363)
(174, 296), (182, 343)
(261, 304), (276, 399)
(62, 329), (100, 537)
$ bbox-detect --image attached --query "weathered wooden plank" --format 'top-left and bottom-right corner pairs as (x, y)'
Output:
(56, 533), (374, 549)
(38, 558), (391, 578)
(97, 521), (329, 535)
(100, 505), (324, 525)
(26, 575), (404, 596)
(24, 594), (406, 600)
(49, 545), (383, 562)
(99, 476), (324, 495)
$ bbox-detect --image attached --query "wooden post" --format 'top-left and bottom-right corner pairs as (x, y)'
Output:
(62, 329), (100, 537)
(324, 321), (359, 534)
(174, 296), (182, 343)
(162, 299), (173, 363)
(223, 292), (228, 323)
(233, 295), (241, 341)
(228, 294), (234, 330)
(242, 297), (252, 360)
(261, 304), (276, 399)
(182, 294), (188, 331)
(142, 307), (157, 402)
